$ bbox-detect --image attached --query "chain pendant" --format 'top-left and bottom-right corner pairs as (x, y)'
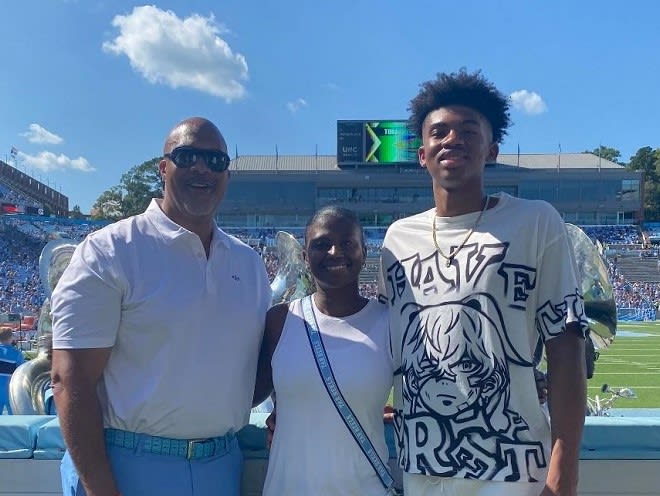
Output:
(432, 195), (491, 269)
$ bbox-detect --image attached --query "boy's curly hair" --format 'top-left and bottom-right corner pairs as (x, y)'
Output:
(408, 68), (511, 144)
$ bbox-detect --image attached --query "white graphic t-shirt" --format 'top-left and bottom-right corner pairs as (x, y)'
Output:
(379, 193), (588, 485)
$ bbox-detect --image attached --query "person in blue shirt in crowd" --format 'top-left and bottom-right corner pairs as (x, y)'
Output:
(0, 327), (25, 414)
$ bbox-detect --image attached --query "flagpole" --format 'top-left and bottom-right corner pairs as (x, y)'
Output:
(557, 143), (561, 172)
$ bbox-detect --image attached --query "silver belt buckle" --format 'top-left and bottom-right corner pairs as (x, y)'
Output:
(186, 439), (205, 459)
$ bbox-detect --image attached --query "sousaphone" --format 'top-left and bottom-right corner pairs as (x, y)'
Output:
(252, 231), (316, 414)
(9, 238), (78, 414)
(269, 231), (315, 304)
(565, 223), (617, 347)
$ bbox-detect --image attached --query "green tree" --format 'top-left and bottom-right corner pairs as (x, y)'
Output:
(584, 146), (624, 165)
(91, 157), (162, 220)
(627, 146), (658, 176)
(627, 146), (660, 220)
(69, 205), (84, 219)
(91, 186), (124, 221)
(119, 157), (163, 218)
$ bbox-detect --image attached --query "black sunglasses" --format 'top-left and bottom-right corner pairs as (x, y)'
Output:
(164, 146), (231, 172)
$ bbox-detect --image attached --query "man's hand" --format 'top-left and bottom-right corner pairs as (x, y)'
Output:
(535, 368), (549, 405)
(384, 404), (395, 423)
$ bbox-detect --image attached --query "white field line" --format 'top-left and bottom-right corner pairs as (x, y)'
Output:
(593, 358), (660, 370)
(597, 358), (660, 364)
(594, 369), (660, 377)
(587, 385), (660, 389)
(605, 351), (660, 354)
(598, 363), (660, 370)
(600, 348), (660, 352)
(596, 361), (660, 365)
(597, 362), (660, 366)
(598, 354), (660, 356)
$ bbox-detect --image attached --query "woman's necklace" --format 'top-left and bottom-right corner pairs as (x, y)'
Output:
(432, 195), (490, 268)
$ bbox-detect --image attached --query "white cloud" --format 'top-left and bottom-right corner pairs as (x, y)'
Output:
(102, 5), (248, 102)
(20, 123), (64, 145)
(18, 151), (95, 172)
(510, 90), (548, 115)
(323, 82), (340, 91)
(286, 98), (308, 113)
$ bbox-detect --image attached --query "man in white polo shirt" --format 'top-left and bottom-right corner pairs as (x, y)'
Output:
(51, 117), (272, 496)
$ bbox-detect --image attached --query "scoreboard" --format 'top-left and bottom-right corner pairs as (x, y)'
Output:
(337, 120), (420, 166)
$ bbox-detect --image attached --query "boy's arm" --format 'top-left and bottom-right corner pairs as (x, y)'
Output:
(542, 324), (586, 496)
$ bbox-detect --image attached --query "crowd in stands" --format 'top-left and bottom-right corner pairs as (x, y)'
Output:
(262, 251), (279, 281)
(359, 282), (378, 299)
(0, 224), (46, 316)
(608, 257), (660, 312)
(0, 182), (42, 209)
(580, 224), (642, 245)
(0, 217), (106, 318)
(2, 215), (660, 325)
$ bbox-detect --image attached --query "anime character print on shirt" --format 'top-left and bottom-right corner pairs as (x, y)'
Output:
(382, 240), (586, 482)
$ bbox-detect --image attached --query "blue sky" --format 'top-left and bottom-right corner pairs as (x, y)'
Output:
(2, 0), (659, 213)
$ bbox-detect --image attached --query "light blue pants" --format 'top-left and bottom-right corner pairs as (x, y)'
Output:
(60, 435), (243, 496)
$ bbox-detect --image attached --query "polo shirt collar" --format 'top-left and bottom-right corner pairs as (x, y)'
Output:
(146, 199), (231, 251)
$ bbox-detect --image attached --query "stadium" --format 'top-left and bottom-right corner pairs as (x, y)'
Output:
(1, 121), (659, 495)
(221, 120), (643, 228)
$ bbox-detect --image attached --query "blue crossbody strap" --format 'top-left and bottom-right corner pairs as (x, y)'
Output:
(301, 295), (396, 494)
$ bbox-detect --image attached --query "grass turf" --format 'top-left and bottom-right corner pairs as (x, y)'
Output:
(588, 321), (660, 408)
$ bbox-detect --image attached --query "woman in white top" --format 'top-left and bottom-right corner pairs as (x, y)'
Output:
(255, 206), (394, 496)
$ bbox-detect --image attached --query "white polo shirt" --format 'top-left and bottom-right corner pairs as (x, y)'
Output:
(51, 199), (272, 439)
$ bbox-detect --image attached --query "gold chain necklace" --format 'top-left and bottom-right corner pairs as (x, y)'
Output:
(432, 196), (490, 267)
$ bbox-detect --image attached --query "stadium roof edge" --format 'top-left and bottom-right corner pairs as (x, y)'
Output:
(228, 153), (626, 172)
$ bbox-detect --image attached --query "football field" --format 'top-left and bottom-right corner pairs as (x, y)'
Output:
(589, 321), (660, 408)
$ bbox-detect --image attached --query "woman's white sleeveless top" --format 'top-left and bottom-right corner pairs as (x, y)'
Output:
(262, 297), (394, 496)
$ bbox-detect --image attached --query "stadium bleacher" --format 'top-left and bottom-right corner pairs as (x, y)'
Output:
(0, 214), (109, 319)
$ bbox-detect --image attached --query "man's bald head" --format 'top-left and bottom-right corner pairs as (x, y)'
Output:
(163, 117), (227, 155)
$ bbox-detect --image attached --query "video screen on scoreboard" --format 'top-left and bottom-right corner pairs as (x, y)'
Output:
(336, 121), (364, 164)
(337, 120), (420, 165)
(364, 121), (420, 163)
